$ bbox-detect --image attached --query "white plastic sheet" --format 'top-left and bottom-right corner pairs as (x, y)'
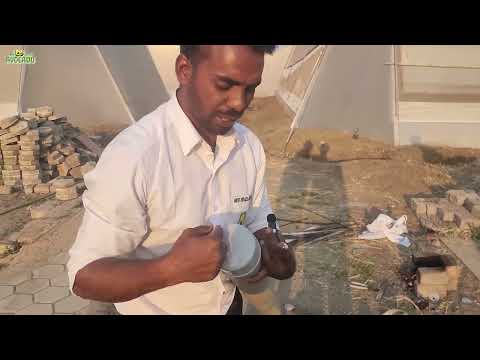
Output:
(358, 214), (411, 248)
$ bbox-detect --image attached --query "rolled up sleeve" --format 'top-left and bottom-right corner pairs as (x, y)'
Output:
(67, 136), (149, 292)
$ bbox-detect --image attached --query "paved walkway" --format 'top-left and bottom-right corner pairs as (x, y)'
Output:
(0, 252), (117, 315)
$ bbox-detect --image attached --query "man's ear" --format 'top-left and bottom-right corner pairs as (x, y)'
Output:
(175, 54), (193, 86)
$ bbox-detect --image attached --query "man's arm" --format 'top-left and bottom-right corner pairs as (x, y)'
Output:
(73, 225), (225, 303)
(244, 139), (296, 281)
(73, 256), (178, 303)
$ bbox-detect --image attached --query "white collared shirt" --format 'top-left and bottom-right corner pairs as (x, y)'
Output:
(67, 95), (272, 315)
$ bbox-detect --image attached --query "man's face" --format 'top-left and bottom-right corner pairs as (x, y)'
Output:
(183, 46), (264, 135)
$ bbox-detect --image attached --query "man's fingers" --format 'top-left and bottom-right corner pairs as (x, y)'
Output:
(245, 267), (268, 283)
(211, 225), (224, 240)
(189, 224), (214, 236)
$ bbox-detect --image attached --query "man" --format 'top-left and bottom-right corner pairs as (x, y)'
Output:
(67, 45), (296, 315)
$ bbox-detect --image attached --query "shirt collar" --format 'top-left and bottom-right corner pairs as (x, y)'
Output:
(169, 93), (242, 157)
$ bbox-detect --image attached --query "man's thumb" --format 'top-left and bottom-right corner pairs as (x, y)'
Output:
(191, 224), (214, 235)
(211, 225), (224, 239)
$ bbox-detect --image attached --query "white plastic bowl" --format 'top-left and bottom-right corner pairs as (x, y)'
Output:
(220, 223), (261, 280)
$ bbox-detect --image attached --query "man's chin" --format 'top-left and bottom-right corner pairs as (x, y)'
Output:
(215, 123), (235, 135)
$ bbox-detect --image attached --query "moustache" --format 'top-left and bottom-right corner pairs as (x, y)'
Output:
(217, 113), (242, 121)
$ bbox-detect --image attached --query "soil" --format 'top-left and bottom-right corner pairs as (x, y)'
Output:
(241, 96), (480, 315)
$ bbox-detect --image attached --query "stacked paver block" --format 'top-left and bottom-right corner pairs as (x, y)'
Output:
(410, 189), (480, 231)
(52, 176), (79, 201)
(0, 115), (23, 192)
(1, 106), (97, 197)
(446, 189), (480, 229)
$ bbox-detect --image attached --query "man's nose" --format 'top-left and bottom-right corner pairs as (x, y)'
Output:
(228, 88), (248, 114)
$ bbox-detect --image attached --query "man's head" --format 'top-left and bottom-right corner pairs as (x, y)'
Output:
(175, 45), (276, 137)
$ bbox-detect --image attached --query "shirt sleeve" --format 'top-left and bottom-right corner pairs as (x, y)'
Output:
(245, 140), (273, 234)
(67, 135), (149, 292)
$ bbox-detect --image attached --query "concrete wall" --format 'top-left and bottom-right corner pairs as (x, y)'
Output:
(401, 45), (480, 67)
(0, 45), (21, 118)
(298, 45), (395, 144)
(398, 121), (480, 148)
(97, 46), (170, 120)
(21, 45), (133, 133)
(147, 45), (292, 97)
(400, 46), (480, 101)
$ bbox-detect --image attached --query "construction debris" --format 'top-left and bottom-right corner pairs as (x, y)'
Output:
(0, 107), (97, 197)
(410, 189), (480, 232)
(462, 297), (473, 305)
(0, 240), (21, 257)
(412, 255), (460, 301)
(358, 214), (411, 247)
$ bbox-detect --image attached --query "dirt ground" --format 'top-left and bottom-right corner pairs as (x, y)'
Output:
(241, 96), (480, 315)
(1, 96), (480, 315)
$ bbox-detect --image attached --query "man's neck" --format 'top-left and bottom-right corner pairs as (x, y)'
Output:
(176, 88), (217, 149)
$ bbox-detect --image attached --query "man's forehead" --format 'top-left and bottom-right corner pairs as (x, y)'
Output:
(198, 45), (264, 82)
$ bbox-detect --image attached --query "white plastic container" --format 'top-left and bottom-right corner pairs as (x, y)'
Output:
(221, 223), (262, 280)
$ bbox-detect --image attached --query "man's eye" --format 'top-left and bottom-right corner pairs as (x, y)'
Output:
(217, 83), (231, 90)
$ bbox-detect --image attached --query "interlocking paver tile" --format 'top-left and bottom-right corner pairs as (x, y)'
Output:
(16, 279), (50, 294)
(34, 286), (69, 304)
(32, 265), (65, 279)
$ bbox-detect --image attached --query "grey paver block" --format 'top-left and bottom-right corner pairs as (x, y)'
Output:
(48, 252), (70, 265)
(54, 294), (90, 314)
(0, 271), (32, 286)
(426, 200), (441, 217)
(16, 303), (53, 315)
(0, 294), (33, 314)
(32, 264), (65, 279)
(410, 198), (427, 216)
(34, 286), (69, 304)
(16, 278), (50, 294)
(0, 285), (14, 300)
(50, 272), (69, 287)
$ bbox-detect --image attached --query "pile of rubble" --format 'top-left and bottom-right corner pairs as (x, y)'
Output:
(410, 189), (480, 231)
(0, 106), (97, 200)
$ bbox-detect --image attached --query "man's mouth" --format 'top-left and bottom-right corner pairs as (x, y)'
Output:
(216, 114), (238, 124)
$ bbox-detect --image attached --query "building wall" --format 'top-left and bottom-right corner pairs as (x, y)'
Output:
(0, 45), (21, 117)
(297, 45), (396, 144)
(97, 46), (170, 120)
(400, 45), (480, 101)
(21, 45), (133, 133)
(398, 121), (480, 148)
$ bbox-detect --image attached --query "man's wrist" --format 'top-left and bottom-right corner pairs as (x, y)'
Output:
(150, 252), (184, 289)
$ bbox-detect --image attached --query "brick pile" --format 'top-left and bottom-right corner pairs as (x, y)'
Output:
(410, 189), (480, 231)
(0, 106), (97, 200)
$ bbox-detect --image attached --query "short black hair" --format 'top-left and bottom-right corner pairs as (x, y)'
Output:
(180, 45), (277, 60)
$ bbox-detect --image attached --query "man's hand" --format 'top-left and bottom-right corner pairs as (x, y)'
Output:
(167, 225), (226, 284)
(248, 227), (296, 282)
